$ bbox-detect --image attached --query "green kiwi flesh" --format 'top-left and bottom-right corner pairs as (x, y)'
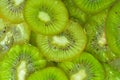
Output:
(29, 31), (37, 46)
(0, 21), (30, 55)
(58, 52), (105, 80)
(62, 0), (87, 25)
(109, 57), (120, 72)
(0, 44), (46, 80)
(103, 64), (120, 80)
(24, 0), (69, 35)
(85, 10), (116, 62)
(36, 20), (87, 62)
(74, 0), (115, 14)
(11, 22), (30, 44)
(0, 18), (14, 54)
(106, 2), (120, 56)
(27, 67), (68, 80)
(0, 0), (25, 23)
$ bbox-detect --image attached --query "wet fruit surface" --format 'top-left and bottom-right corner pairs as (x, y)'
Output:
(0, 0), (120, 80)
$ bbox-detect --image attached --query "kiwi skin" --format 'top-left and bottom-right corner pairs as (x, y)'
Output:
(0, 44), (47, 80)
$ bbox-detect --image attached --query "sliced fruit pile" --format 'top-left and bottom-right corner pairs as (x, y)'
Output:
(0, 0), (120, 80)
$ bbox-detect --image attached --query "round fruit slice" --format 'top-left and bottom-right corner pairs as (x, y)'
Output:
(85, 10), (116, 62)
(0, 18), (14, 54)
(0, 21), (30, 55)
(0, 44), (46, 80)
(11, 22), (30, 44)
(27, 67), (68, 80)
(74, 0), (115, 14)
(63, 0), (87, 25)
(108, 57), (120, 72)
(24, 0), (68, 35)
(36, 20), (87, 62)
(103, 64), (120, 80)
(58, 52), (105, 80)
(0, 0), (25, 23)
(106, 2), (120, 56)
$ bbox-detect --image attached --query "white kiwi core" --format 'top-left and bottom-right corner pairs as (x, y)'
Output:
(98, 32), (107, 47)
(14, 0), (24, 6)
(52, 36), (69, 47)
(38, 11), (51, 22)
(17, 61), (27, 80)
(70, 69), (87, 80)
(14, 23), (25, 42)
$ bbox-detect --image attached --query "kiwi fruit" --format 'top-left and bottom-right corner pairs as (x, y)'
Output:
(85, 10), (116, 62)
(11, 22), (30, 44)
(27, 67), (68, 80)
(106, 2), (120, 56)
(0, 18), (14, 55)
(58, 52), (105, 80)
(29, 31), (37, 46)
(0, 44), (46, 80)
(0, 0), (26, 23)
(108, 57), (120, 72)
(36, 20), (87, 62)
(24, 0), (69, 35)
(62, 0), (87, 25)
(0, 20), (30, 56)
(74, 0), (115, 14)
(103, 63), (120, 80)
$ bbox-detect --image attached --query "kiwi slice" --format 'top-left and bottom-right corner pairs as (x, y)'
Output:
(85, 10), (116, 62)
(62, 0), (87, 25)
(36, 20), (87, 62)
(24, 0), (69, 35)
(58, 52), (105, 80)
(74, 0), (115, 14)
(103, 63), (120, 80)
(0, 20), (30, 55)
(27, 67), (68, 80)
(106, 2), (120, 56)
(29, 31), (37, 46)
(0, 0), (25, 23)
(0, 44), (46, 80)
(0, 18), (14, 54)
(108, 57), (120, 72)
(11, 22), (30, 44)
